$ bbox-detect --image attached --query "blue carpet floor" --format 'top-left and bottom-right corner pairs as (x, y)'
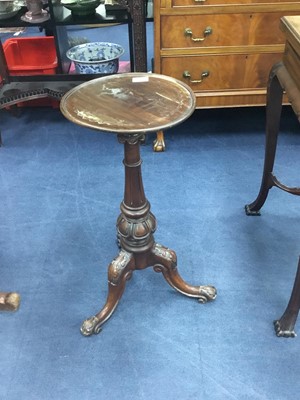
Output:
(0, 104), (300, 399)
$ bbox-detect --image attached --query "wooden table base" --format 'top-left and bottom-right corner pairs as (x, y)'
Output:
(80, 135), (216, 336)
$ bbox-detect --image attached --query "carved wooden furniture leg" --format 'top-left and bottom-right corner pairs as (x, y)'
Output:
(274, 257), (300, 338)
(151, 243), (216, 303)
(0, 291), (20, 311)
(245, 63), (284, 216)
(153, 130), (165, 152)
(81, 250), (134, 336)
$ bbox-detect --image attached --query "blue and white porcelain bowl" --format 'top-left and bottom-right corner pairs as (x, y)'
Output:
(66, 42), (125, 74)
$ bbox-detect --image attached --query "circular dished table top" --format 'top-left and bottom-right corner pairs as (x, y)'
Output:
(60, 73), (196, 134)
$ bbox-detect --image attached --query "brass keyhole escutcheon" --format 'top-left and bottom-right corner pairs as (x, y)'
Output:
(184, 26), (212, 42)
(183, 70), (210, 84)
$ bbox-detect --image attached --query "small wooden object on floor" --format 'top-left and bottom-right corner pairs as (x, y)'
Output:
(0, 292), (20, 311)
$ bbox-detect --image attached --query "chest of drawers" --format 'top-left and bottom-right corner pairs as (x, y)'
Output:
(153, 0), (300, 151)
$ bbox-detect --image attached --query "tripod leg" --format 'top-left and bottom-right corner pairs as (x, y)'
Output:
(81, 250), (134, 336)
(151, 243), (216, 303)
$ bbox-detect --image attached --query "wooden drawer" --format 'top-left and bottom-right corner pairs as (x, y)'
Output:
(161, 53), (282, 90)
(172, 0), (300, 6)
(161, 13), (294, 48)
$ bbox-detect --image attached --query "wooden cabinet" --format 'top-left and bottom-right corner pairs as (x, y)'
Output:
(153, 0), (300, 151)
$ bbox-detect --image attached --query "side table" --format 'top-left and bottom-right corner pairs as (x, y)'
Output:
(245, 16), (300, 337)
(60, 72), (217, 336)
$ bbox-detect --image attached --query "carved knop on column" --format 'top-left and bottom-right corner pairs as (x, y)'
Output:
(117, 207), (156, 253)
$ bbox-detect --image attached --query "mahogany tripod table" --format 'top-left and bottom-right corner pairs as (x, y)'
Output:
(60, 72), (216, 336)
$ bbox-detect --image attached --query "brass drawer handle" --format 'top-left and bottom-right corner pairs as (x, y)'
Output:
(183, 70), (210, 84)
(194, 0), (207, 2)
(184, 27), (212, 42)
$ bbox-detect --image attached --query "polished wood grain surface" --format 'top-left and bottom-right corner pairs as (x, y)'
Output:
(161, 52), (283, 90)
(161, 13), (291, 48)
(60, 73), (195, 134)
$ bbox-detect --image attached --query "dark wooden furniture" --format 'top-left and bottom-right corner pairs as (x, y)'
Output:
(60, 72), (217, 336)
(245, 16), (300, 337)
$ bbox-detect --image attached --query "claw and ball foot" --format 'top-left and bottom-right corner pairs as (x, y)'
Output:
(153, 131), (165, 152)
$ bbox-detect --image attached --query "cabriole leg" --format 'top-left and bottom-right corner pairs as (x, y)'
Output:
(245, 65), (284, 216)
(81, 250), (134, 336)
(151, 243), (217, 303)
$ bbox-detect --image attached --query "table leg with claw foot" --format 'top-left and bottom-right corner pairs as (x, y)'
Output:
(274, 256), (300, 338)
(151, 243), (217, 303)
(81, 250), (134, 336)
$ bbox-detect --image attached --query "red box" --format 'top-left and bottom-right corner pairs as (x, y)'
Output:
(2, 36), (59, 107)
(3, 36), (58, 75)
